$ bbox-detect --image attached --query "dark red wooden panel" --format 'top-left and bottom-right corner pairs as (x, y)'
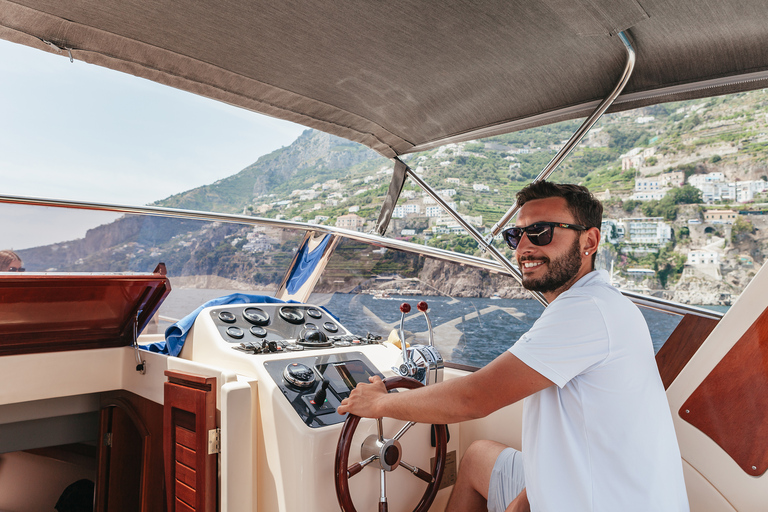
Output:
(164, 371), (216, 512)
(680, 306), (768, 476)
(0, 268), (170, 355)
(655, 314), (719, 389)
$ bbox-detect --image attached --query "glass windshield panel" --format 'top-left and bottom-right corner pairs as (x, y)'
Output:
(308, 238), (544, 367)
(2, 203), (305, 335)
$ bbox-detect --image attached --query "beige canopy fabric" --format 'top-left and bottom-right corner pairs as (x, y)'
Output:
(2, 0), (767, 158)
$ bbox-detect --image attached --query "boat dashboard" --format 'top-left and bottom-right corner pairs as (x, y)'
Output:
(178, 301), (456, 512)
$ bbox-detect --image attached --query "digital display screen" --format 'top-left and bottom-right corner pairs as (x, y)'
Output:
(315, 360), (375, 398)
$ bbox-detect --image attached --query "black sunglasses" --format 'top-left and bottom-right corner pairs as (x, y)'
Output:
(7, 267), (25, 272)
(503, 222), (586, 249)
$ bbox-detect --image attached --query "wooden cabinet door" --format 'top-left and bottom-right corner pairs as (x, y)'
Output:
(163, 371), (217, 512)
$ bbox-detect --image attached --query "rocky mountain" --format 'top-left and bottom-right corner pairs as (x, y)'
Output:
(156, 130), (385, 213)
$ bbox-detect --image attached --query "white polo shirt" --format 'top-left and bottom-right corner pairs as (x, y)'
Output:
(509, 270), (689, 512)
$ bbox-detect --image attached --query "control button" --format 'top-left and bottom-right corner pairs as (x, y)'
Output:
(219, 311), (236, 323)
(243, 307), (270, 326)
(283, 363), (316, 388)
(249, 326), (267, 338)
(226, 326), (244, 339)
(279, 306), (305, 324)
(323, 321), (338, 333)
(306, 308), (322, 319)
(298, 328), (331, 347)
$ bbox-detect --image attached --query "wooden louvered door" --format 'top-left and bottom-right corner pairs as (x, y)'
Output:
(164, 371), (217, 512)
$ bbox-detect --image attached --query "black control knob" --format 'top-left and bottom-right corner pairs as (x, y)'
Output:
(283, 363), (316, 388)
(313, 379), (330, 406)
(298, 328), (330, 347)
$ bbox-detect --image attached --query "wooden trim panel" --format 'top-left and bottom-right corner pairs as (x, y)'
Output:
(655, 314), (719, 389)
(680, 306), (768, 476)
(164, 371), (216, 512)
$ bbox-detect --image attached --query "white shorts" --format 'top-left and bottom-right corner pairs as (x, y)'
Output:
(487, 448), (526, 512)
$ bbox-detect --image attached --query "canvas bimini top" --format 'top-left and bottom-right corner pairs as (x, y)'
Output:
(1, 0), (768, 159)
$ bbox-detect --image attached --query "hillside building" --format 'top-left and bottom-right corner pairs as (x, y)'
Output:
(704, 209), (738, 224)
(687, 250), (721, 265)
(620, 147), (655, 170)
(392, 203), (421, 218)
(335, 213), (365, 231)
(604, 217), (672, 253)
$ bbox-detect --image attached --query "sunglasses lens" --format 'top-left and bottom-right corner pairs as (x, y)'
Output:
(503, 228), (522, 249)
(527, 224), (553, 246)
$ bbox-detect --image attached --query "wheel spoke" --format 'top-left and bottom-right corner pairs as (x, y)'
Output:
(399, 460), (434, 484)
(393, 420), (416, 441)
(380, 469), (388, 506)
(347, 454), (378, 478)
(377, 417), (385, 442)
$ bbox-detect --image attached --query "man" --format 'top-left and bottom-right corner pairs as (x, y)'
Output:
(338, 181), (688, 511)
(0, 250), (23, 272)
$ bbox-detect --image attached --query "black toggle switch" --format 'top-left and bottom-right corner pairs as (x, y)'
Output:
(312, 379), (330, 406)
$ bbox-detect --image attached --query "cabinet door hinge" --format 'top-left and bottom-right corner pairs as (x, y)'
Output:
(208, 428), (221, 454)
(103, 432), (113, 447)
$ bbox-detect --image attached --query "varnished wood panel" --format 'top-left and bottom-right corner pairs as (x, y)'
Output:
(96, 391), (166, 512)
(655, 313), (719, 389)
(164, 371), (216, 512)
(680, 306), (768, 476)
(0, 270), (170, 356)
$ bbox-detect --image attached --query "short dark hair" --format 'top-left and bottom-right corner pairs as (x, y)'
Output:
(516, 181), (603, 229)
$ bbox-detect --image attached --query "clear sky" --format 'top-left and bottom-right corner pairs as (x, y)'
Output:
(0, 39), (306, 249)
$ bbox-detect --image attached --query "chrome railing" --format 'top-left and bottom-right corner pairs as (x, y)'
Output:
(0, 194), (724, 322)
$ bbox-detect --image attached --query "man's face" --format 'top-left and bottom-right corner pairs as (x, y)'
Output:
(514, 197), (584, 297)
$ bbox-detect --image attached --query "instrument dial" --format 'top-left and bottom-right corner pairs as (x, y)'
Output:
(219, 311), (236, 323)
(243, 307), (270, 326)
(279, 306), (305, 324)
(226, 326), (244, 339)
(306, 308), (323, 319)
(249, 325), (267, 338)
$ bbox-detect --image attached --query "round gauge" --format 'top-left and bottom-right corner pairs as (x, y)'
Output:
(283, 363), (316, 388)
(298, 328), (330, 347)
(304, 323), (317, 330)
(218, 311), (236, 323)
(226, 326), (244, 339)
(323, 321), (339, 333)
(243, 307), (269, 326)
(249, 326), (267, 338)
(279, 306), (305, 324)
(306, 308), (322, 319)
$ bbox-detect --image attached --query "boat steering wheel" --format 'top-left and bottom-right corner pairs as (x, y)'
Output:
(334, 376), (448, 512)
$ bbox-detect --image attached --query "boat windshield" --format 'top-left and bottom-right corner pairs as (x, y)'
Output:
(1, 201), (687, 365)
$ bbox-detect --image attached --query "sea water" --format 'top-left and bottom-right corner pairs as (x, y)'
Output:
(156, 289), (685, 368)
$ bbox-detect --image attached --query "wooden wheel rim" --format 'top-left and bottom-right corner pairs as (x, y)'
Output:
(334, 376), (448, 512)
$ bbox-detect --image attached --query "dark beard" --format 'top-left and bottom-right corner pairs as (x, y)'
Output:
(520, 237), (582, 294)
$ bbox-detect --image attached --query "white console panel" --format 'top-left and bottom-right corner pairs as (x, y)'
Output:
(179, 304), (457, 512)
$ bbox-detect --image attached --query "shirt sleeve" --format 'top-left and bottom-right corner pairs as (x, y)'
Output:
(508, 292), (610, 388)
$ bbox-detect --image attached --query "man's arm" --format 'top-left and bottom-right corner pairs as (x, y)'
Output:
(337, 351), (553, 424)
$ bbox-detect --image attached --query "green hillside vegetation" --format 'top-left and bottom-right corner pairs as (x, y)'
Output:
(109, 90), (762, 290)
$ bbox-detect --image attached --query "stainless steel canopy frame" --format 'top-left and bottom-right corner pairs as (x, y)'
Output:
(386, 31), (636, 307)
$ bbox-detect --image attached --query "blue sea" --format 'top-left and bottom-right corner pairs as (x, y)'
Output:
(157, 289), (690, 368)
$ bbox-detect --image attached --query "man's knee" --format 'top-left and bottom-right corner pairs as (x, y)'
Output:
(458, 440), (509, 495)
